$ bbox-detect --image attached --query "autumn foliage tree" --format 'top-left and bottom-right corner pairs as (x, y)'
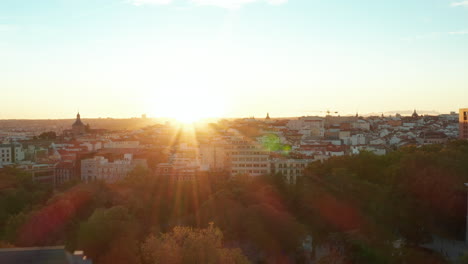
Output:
(141, 224), (250, 264)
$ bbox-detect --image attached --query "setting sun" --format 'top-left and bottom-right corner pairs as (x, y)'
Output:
(149, 86), (227, 123)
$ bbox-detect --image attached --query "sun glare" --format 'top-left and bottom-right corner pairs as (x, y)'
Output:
(150, 87), (227, 124)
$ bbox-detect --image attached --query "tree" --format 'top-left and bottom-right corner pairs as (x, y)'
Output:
(77, 206), (139, 262)
(141, 223), (250, 264)
(38, 131), (57, 140)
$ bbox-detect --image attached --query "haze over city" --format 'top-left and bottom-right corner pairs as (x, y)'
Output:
(1, 0), (468, 121)
(2, 1), (468, 264)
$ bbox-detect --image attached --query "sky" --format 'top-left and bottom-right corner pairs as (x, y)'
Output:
(1, 0), (468, 120)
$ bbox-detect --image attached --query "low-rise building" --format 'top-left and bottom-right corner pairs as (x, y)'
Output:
(54, 161), (76, 185)
(81, 154), (147, 183)
(270, 158), (311, 184)
(0, 142), (25, 166)
(199, 140), (228, 171)
(287, 117), (325, 138)
(156, 162), (199, 181)
(226, 137), (270, 176)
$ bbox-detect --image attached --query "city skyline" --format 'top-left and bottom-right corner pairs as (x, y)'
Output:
(1, 0), (468, 120)
(0, 108), (460, 121)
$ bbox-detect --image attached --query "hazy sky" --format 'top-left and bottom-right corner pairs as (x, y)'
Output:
(1, 0), (468, 119)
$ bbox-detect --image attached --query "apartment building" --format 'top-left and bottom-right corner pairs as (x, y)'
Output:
(226, 137), (270, 176)
(81, 154), (147, 183)
(0, 142), (25, 166)
(460, 108), (468, 140)
(270, 158), (311, 184)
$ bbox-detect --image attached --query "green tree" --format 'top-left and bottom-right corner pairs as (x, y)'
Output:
(77, 206), (139, 262)
(38, 131), (57, 140)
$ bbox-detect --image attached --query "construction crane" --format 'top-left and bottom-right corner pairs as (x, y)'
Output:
(303, 110), (339, 116)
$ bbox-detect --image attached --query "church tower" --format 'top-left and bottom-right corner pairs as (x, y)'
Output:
(72, 112), (86, 136)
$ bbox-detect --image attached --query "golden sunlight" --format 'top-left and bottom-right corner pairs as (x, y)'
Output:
(150, 86), (227, 124)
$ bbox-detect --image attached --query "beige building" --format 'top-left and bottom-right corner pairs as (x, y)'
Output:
(81, 154), (147, 183)
(226, 137), (270, 176)
(287, 117), (325, 138)
(199, 140), (227, 171)
(270, 158), (311, 184)
(460, 108), (468, 140)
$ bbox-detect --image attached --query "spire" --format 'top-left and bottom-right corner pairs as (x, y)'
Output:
(266, 112), (270, 120)
(73, 112), (84, 126)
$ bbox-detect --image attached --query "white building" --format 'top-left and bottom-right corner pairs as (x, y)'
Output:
(81, 154), (147, 183)
(103, 141), (140, 149)
(0, 143), (25, 166)
(350, 134), (366, 145)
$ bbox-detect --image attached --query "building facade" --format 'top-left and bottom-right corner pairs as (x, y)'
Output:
(54, 162), (76, 185)
(199, 140), (227, 171)
(0, 142), (25, 166)
(155, 162), (199, 181)
(287, 117), (325, 138)
(81, 154), (147, 183)
(226, 137), (270, 176)
(460, 108), (468, 140)
(72, 113), (86, 136)
(270, 158), (311, 184)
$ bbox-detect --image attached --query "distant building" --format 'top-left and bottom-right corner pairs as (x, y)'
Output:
(287, 117), (325, 138)
(156, 162), (199, 181)
(199, 141), (227, 171)
(103, 141), (140, 149)
(0, 142), (25, 166)
(72, 113), (86, 136)
(63, 113), (88, 137)
(420, 131), (448, 145)
(226, 137), (270, 176)
(54, 161), (76, 185)
(81, 154), (147, 183)
(270, 158), (311, 184)
(460, 108), (468, 140)
(19, 163), (56, 184)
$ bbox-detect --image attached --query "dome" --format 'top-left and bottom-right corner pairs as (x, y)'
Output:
(72, 113), (84, 127)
